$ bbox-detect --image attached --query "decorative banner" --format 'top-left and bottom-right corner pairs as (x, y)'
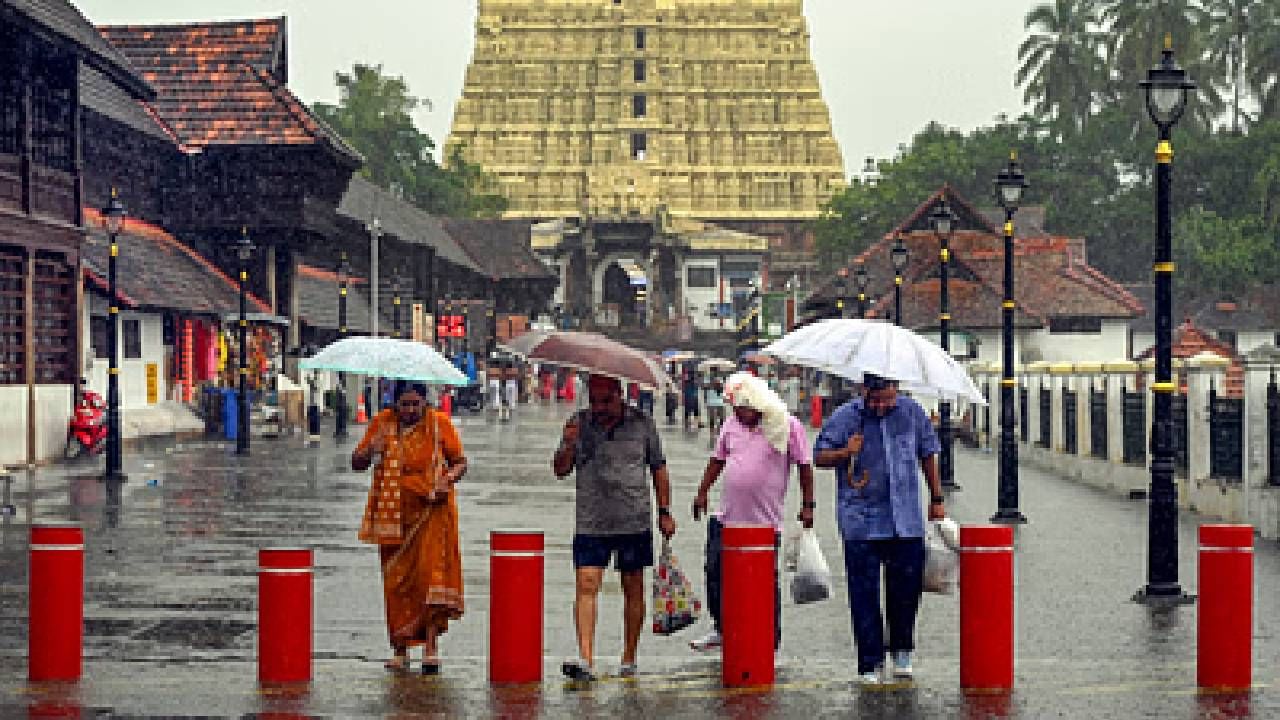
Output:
(145, 363), (159, 404)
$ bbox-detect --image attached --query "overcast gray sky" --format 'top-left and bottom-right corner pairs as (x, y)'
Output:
(76, 0), (1041, 176)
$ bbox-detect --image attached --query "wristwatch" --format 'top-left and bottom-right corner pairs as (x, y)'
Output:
(657, 506), (672, 518)
(930, 495), (945, 505)
(802, 501), (817, 510)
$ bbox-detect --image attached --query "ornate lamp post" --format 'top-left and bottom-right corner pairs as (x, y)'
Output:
(931, 199), (958, 490)
(334, 252), (351, 440)
(1136, 36), (1195, 604)
(992, 153), (1028, 523)
(102, 188), (126, 483)
(853, 263), (870, 319)
(891, 235), (909, 326)
(234, 228), (255, 456)
(835, 268), (849, 319)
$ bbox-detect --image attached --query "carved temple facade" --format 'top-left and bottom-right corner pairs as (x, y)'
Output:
(447, 0), (845, 332)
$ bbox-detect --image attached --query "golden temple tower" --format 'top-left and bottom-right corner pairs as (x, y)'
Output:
(447, 0), (845, 226)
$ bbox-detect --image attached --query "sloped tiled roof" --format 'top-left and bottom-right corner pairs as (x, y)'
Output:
(441, 218), (557, 281)
(808, 186), (1144, 331)
(98, 18), (359, 163)
(336, 177), (481, 274)
(294, 263), (390, 334)
(1135, 320), (1244, 397)
(81, 208), (270, 316)
(4, 0), (153, 99)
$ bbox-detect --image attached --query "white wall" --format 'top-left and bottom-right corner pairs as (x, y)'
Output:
(682, 258), (723, 332)
(0, 386), (29, 466)
(0, 385), (75, 466)
(84, 308), (169, 410)
(1025, 320), (1129, 363)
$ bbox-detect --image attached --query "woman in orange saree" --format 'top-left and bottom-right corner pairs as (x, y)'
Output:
(352, 382), (467, 674)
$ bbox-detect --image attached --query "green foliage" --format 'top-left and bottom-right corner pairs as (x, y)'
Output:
(312, 63), (507, 218)
(1174, 207), (1277, 294)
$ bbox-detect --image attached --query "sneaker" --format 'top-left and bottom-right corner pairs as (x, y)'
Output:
(618, 662), (638, 679)
(891, 651), (913, 679)
(856, 669), (882, 686)
(689, 631), (723, 652)
(561, 658), (596, 682)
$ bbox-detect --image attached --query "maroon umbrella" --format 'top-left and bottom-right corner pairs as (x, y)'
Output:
(500, 331), (670, 390)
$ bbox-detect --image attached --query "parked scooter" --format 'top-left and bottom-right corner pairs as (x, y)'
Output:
(66, 389), (107, 459)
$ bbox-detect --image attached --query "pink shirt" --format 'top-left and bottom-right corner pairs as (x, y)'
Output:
(714, 414), (813, 530)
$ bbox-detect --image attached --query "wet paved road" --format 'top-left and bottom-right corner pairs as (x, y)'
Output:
(1, 401), (1278, 718)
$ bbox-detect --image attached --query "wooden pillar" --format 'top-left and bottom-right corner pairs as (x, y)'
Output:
(265, 245), (278, 315)
(18, 42), (33, 215)
(24, 248), (35, 465)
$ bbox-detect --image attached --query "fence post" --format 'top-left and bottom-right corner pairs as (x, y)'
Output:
(1049, 363), (1072, 453)
(1026, 362), (1048, 450)
(1187, 353), (1230, 483)
(1103, 362), (1134, 465)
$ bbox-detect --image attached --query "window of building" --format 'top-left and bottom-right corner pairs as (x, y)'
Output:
(0, 246), (26, 385)
(1218, 329), (1238, 349)
(687, 267), (716, 288)
(631, 132), (647, 160)
(123, 318), (142, 359)
(91, 316), (110, 359)
(1048, 316), (1103, 334)
(635, 28), (646, 49)
(634, 60), (646, 83)
(633, 94), (647, 118)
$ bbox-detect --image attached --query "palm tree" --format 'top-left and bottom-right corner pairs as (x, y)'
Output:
(1016, 0), (1109, 136)
(1201, 0), (1261, 132)
(1102, 0), (1223, 128)
(1246, 2), (1280, 121)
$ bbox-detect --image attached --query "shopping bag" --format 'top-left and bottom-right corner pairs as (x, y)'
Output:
(789, 528), (832, 604)
(652, 538), (701, 635)
(781, 523), (803, 572)
(923, 519), (959, 595)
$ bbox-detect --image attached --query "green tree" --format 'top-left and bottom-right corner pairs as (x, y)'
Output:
(1245, 2), (1280, 121)
(1174, 207), (1278, 294)
(312, 63), (507, 217)
(1016, 0), (1109, 136)
(1200, 0), (1261, 132)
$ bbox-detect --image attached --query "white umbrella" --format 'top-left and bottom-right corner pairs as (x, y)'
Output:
(763, 318), (986, 404)
(300, 337), (470, 386)
(697, 358), (737, 373)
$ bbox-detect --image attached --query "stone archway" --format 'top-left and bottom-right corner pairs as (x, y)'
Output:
(591, 252), (652, 327)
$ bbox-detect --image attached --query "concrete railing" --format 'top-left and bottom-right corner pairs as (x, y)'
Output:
(969, 352), (1280, 540)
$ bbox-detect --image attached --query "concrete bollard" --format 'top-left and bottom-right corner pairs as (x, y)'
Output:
(258, 548), (313, 684)
(28, 523), (84, 681)
(1198, 524), (1253, 691)
(721, 523), (775, 688)
(960, 524), (1014, 691)
(489, 529), (544, 683)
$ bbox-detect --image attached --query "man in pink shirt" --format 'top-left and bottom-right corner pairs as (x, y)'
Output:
(690, 372), (815, 652)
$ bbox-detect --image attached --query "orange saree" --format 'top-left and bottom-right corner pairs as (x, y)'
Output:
(357, 408), (466, 649)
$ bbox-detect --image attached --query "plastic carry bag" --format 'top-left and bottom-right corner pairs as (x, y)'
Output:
(923, 518), (959, 595)
(789, 528), (832, 604)
(652, 538), (701, 635)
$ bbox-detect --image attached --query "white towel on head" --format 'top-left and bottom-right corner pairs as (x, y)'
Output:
(722, 371), (791, 455)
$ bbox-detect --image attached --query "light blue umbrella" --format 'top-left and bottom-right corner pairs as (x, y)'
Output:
(300, 337), (470, 386)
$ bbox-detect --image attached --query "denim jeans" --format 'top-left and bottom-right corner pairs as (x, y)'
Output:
(705, 516), (781, 649)
(842, 537), (925, 674)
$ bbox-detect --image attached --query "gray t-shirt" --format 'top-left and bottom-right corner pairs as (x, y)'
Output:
(572, 407), (665, 535)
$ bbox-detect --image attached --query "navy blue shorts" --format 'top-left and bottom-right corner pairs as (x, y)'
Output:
(572, 532), (654, 572)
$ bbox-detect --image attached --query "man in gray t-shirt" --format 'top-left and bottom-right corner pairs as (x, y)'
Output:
(553, 374), (676, 681)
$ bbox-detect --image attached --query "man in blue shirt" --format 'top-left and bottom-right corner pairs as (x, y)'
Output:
(814, 374), (945, 685)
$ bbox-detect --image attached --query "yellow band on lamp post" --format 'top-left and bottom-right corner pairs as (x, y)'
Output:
(1156, 140), (1173, 164)
(940, 248), (950, 262)
(1151, 382), (1178, 393)
(1154, 262), (1176, 273)
(1004, 221), (1014, 236)
(939, 313), (951, 321)
(1002, 301), (1015, 309)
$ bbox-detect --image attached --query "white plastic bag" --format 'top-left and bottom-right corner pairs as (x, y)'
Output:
(789, 528), (832, 604)
(923, 519), (959, 595)
(782, 523), (803, 572)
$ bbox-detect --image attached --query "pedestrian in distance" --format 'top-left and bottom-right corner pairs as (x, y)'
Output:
(352, 381), (468, 675)
(665, 380), (680, 425)
(703, 378), (727, 449)
(690, 372), (815, 652)
(552, 374), (677, 681)
(682, 369), (702, 431)
(813, 374), (945, 685)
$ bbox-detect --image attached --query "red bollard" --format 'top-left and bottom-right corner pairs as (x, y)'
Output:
(440, 390), (453, 416)
(489, 529), (544, 683)
(721, 523), (775, 688)
(960, 524), (1014, 691)
(1198, 524), (1253, 691)
(809, 395), (822, 429)
(28, 523), (84, 681)
(258, 548), (313, 684)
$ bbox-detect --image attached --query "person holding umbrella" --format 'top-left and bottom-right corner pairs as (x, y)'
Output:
(813, 373), (945, 685)
(553, 374), (676, 681)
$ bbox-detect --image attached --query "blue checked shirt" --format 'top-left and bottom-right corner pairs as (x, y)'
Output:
(814, 396), (941, 541)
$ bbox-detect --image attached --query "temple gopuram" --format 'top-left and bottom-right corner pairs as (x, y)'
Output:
(447, 0), (845, 337)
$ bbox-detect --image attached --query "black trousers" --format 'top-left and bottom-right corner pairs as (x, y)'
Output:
(704, 516), (781, 649)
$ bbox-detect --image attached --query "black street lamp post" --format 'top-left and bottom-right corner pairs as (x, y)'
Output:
(390, 274), (403, 339)
(102, 189), (126, 483)
(234, 228), (255, 456)
(854, 263), (869, 319)
(891, 235), (909, 326)
(334, 252), (350, 440)
(835, 269), (848, 319)
(992, 153), (1028, 523)
(932, 199), (958, 490)
(1136, 37), (1196, 604)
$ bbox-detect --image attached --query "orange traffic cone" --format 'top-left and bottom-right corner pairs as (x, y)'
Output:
(355, 393), (368, 424)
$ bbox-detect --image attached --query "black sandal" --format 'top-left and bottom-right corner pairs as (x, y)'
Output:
(422, 656), (441, 675)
